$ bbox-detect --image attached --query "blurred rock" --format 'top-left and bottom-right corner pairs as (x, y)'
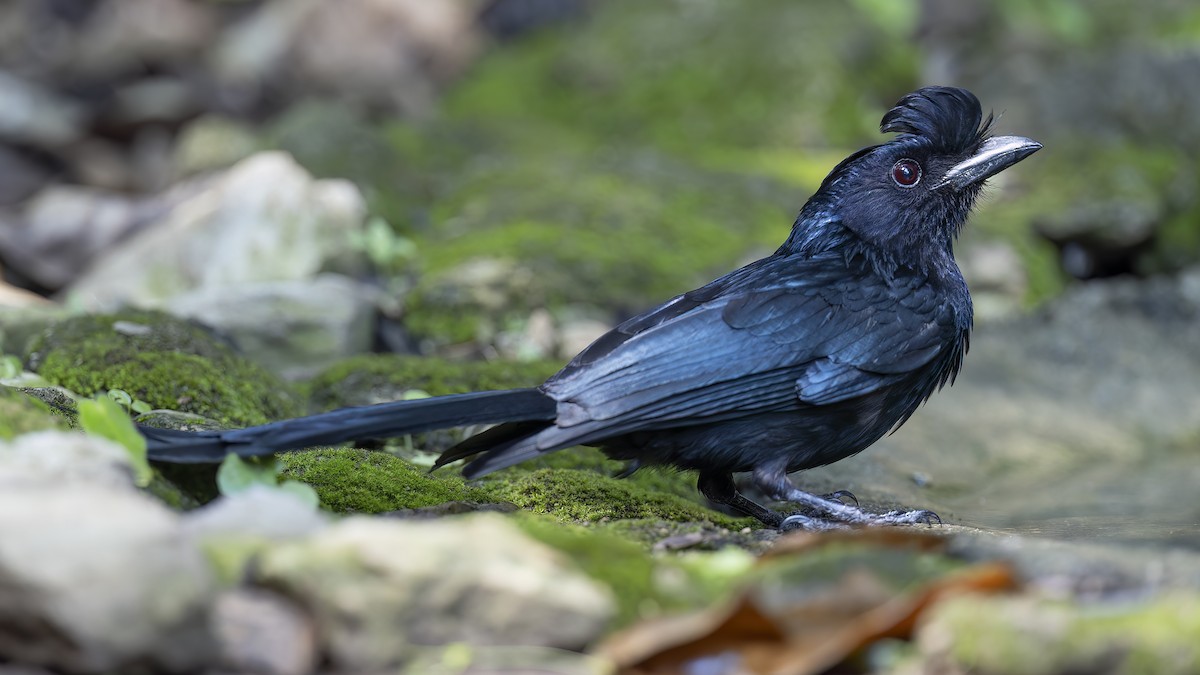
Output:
(557, 316), (610, 359)
(0, 430), (132, 489)
(66, 138), (135, 191)
(213, 0), (481, 117)
(0, 183), (188, 290)
(498, 307), (556, 360)
(913, 592), (1200, 675)
(184, 484), (330, 542)
(0, 433), (214, 673)
(1035, 200), (1159, 279)
(480, 0), (590, 40)
(64, 151), (367, 310)
(211, 589), (319, 675)
(67, 0), (218, 79)
(168, 273), (377, 380)
(105, 77), (200, 129)
(958, 240), (1027, 320)
(0, 145), (54, 205)
(0, 281), (50, 308)
(257, 514), (615, 670)
(0, 71), (85, 148)
(173, 114), (261, 178)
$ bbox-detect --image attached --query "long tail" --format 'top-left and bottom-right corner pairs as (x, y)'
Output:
(142, 388), (556, 463)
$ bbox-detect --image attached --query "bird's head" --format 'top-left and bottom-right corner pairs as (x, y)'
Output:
(785, 87), (1041, 267)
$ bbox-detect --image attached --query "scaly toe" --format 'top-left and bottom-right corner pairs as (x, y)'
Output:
(878, 509), (941, 526)
(779, 514), (851, 532)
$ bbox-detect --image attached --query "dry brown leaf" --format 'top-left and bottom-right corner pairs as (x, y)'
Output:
(598, 530), (1017, 675)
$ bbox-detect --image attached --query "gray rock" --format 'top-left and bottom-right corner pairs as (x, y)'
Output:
(168, 273), (376, 380)
(557, 316), (611, 360)
(211, 0), (480, 117)
(211, 589), (318, 675)
(958, 240), (1027, 320)
(0, 145), (53, 205)
(0, 431), (134, 490)
(64, 151), (367, 311)
(0, 71), (85, 148)
(106, 77), (200, 128)
(257, 514), (615, 671)
(0, 180), (207, 290)
(184, 485), (330, 542)
(67, 0), (218, 79)
(0, 432), (215, 672)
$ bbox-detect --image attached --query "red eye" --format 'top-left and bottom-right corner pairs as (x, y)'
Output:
(892, 159), (922, 188)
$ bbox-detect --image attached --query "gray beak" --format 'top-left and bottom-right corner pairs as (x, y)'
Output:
(934, 135), (1042, 190)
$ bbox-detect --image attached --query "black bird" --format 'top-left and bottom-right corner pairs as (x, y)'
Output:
(142, 87), (1040, 529)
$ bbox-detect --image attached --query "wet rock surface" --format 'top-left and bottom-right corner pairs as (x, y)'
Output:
(801, 268), (1200, 549)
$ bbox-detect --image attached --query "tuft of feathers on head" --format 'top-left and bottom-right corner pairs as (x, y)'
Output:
(880, 87), (993, 154)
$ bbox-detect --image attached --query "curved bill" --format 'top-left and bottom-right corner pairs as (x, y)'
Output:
(934, 135), (1042, 191)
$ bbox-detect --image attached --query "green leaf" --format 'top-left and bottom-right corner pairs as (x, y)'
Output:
(106, 388), (133, 410)
(216, 453), (279, 496)
(0, 355), (22, 379)
(78, 395), (152, 487)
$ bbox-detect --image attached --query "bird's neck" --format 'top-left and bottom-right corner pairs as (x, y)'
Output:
(778, 198), (961, 280)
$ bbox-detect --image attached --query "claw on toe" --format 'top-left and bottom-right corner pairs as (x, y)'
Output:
(881, 508), (942, 526)
(820, 489), (859, 507)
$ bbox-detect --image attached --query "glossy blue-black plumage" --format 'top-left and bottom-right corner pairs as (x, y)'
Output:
(143, 87), (1037, 526)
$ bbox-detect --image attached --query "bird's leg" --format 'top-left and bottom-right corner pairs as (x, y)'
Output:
(612, 460), (641, 480)
(697, 470), (784, 528)
(751, 467), (940, 531)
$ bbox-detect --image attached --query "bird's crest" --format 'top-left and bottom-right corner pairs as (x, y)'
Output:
(880, 87), (993, 154)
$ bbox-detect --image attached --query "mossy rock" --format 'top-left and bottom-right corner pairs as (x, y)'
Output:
(27, 311), (302, 427)
(279, 448), (493, 513)
(445, 0), (920, 156)
(302, 354), (564, 454)
(304, 353), (563, 409)
(477, 468), (750, 529)
(279, 446), (749, 530)
(0, 385), (68, 439)
(399, 151), (798, 349)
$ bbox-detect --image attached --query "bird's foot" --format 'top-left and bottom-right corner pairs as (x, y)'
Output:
(776, 488), (939, 531)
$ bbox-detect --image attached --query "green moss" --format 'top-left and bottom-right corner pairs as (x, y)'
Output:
(445, 1), (919, 155)
(400, 151), (796, 348)
(0, 385), (68, 439)
(504, 446), (702, 503)
(513, 514), (659, 627)
(28, 312), (301, 427)
(365, 1), (929, 349)
(278, 448), (492, 513)
(304, 354), (562, 409)
(478, 468), (749, 528)
(514, 514), (754, 628)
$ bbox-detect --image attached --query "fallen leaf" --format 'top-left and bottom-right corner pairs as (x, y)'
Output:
(598, 529), (1017, 675)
